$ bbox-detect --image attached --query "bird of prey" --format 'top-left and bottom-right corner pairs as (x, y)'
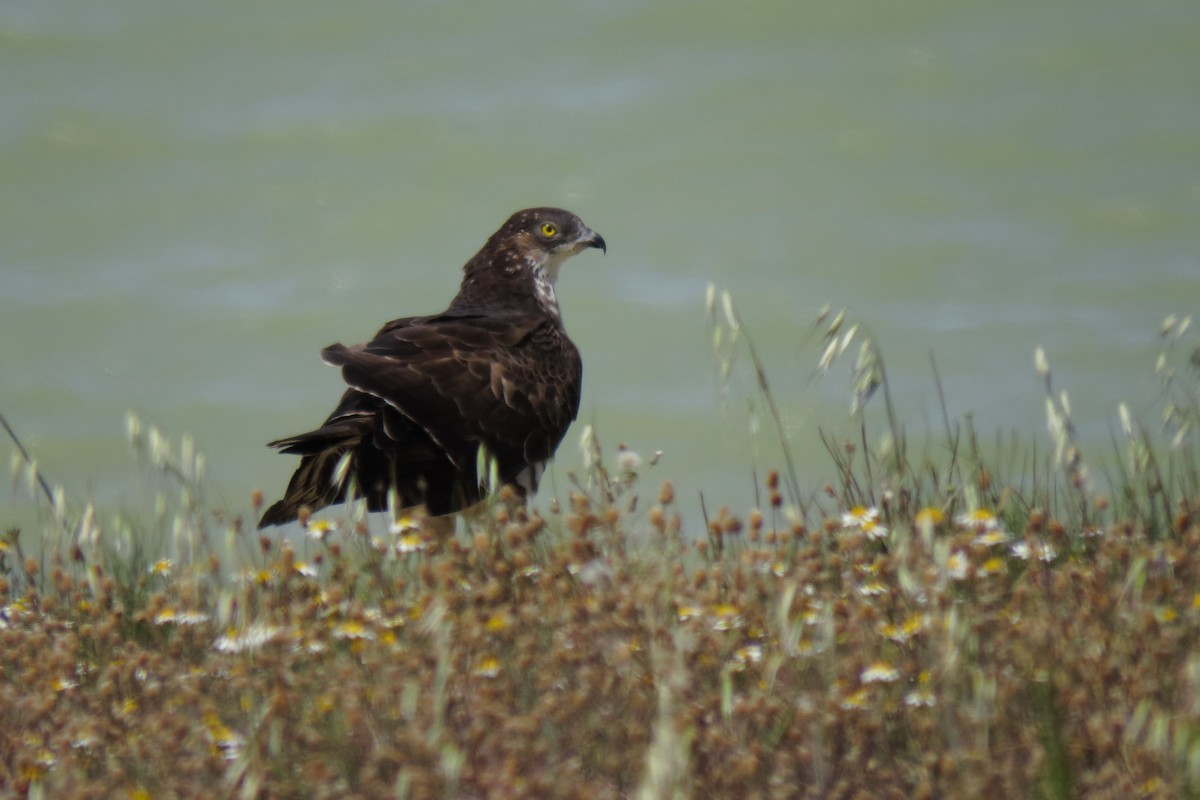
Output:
(258, 207), (605, 529)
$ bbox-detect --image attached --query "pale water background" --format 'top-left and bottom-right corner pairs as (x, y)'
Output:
(3, 0), (1198, 531)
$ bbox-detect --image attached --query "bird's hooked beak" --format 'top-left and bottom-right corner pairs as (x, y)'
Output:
(581, 228), (606, 255)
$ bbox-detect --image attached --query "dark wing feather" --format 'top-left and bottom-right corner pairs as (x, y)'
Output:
(257, 310), (581, 528)
(326, 310), (581, 472)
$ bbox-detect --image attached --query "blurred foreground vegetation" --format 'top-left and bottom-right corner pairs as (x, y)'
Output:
(2, 303), (1198, 799)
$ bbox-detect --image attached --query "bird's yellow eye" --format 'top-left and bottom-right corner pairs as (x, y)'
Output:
(540, 223), (557, 238)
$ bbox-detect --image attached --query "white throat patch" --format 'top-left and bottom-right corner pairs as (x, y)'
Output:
(533, 268), (559, 317)
(526, 253), (563, 319)
(523, 238), (592, 319)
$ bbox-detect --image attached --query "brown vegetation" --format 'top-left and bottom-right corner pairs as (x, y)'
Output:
(2, 303), (1197, 798)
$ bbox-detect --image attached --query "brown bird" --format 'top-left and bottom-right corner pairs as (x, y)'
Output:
(258, 207), (605, 528)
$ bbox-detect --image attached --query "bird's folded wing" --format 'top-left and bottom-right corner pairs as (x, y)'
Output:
(320, 313), (580, 471)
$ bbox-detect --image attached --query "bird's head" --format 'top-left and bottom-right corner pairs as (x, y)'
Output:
(491, 207), (606, 285)
(455, 207), (605, 317)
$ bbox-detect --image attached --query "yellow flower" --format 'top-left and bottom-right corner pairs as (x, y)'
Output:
(879, 617), (925, 643)
(914, 507), (946, 527)
(711, 604), (743, 631)
(474, 656), (501, 678)
(332, 620), (375, 641)
(861, 518), (889, 540)
(858, 581), (888, 597)
(901, 613), (928, 639)
(214, 622), (284, 653)
(204, 712), (245, 761)
(978, 557), (1006, 577)
(861, 662), (900, 683)
(20, 748), (56, 782)
(730, 644), (763, 670)
(974, 530), (1010, 547)
(841, 687), (871, 710)
(395, 534), (425, 554)
(237, 568), (277, 586)
(148, 559), (173, 577)
(155, 608), (209, 626)
(305, 519), (339, 540)
(794, 638), (821, 657)
(390, 515), (420, 535)
(485, 611), (512, 632)
(840, 506), (879, 529)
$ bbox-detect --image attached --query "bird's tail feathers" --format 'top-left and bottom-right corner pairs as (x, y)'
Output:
(267, 414), (374, 456)
(259, 414), (376, 528)
(257, 449), (349, 528)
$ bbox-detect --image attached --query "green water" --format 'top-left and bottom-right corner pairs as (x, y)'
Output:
(3, 0), (1198, 529)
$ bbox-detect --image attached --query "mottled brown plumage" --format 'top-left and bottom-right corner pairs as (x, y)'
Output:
(258, 208), (605, 528)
